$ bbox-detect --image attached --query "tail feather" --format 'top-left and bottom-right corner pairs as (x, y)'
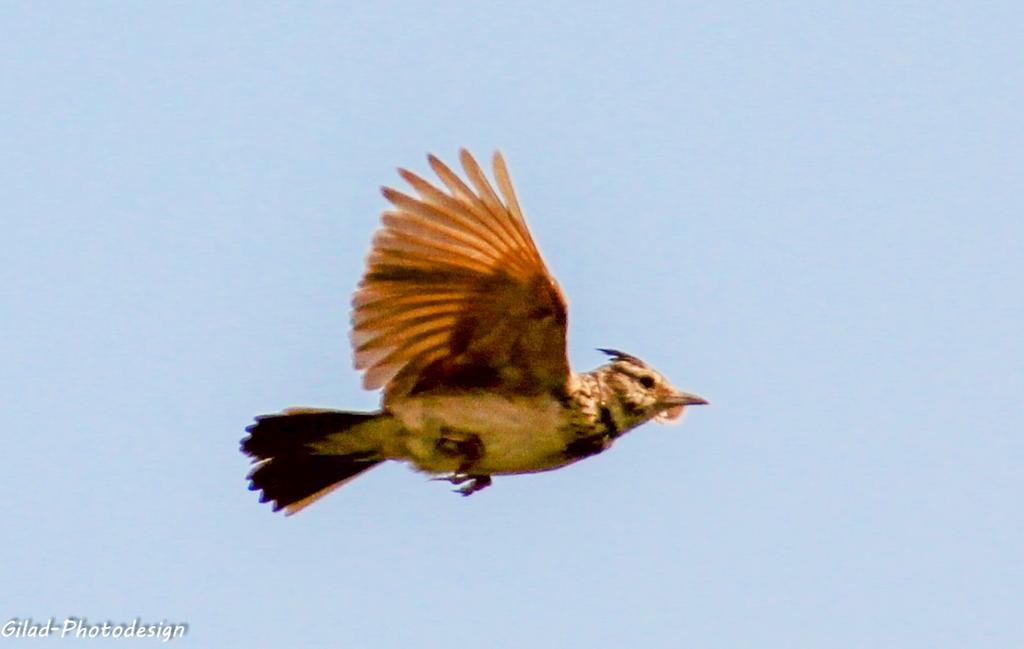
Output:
(241, 410), (385, 514)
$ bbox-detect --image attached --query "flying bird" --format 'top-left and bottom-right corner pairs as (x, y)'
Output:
(242, 150), (707, 513)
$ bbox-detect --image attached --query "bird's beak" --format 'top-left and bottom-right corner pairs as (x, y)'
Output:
(655, 390), (708, 424)
(662, 390), (709, 407)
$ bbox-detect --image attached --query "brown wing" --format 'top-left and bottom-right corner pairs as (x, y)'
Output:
(351, 150), (569, 402)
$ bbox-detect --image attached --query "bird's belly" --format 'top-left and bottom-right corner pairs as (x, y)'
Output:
(388, 394), (575, 474)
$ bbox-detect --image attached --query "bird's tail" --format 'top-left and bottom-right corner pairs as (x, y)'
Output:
(241, 408), (394, 514)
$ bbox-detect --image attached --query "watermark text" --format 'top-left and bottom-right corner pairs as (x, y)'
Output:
(3, 617), (187, 642)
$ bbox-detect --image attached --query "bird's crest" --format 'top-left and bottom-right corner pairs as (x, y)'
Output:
(597, 348), (647, 367)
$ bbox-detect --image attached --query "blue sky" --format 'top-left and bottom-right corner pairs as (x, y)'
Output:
(3, 2), (1021, 647)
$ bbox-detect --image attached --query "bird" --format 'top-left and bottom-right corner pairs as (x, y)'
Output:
(241, 149), (708, 513)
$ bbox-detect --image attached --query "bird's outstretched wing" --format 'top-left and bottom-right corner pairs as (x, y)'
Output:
(352, 149), (569, 402)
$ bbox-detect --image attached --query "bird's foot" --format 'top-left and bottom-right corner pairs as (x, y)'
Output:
(432, 473), (473, 485)
(432, 473), (492, 495)
(455, 474), (491, 497)
(431, 432), (490, 495)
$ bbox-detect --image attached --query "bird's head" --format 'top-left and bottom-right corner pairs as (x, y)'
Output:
(595, 348), (708, 428)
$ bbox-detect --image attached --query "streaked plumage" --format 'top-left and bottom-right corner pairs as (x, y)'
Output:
(242, 150), (707, 513)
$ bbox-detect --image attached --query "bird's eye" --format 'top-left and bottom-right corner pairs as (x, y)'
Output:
(639, 375), (655, 389)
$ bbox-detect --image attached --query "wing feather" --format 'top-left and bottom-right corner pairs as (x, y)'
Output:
(492, 152), (540, 258)
(459, 150), (538, 261)
(352, 149), (569, 400)
(426, 154), (537, 271)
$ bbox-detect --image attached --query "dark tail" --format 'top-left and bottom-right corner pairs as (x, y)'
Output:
(241, 409), (385, 514)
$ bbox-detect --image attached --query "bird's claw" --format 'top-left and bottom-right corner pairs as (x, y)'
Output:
(433, 473), (492, 496)
(432, 473), (473, 485)
(455, 475), (491, 496)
